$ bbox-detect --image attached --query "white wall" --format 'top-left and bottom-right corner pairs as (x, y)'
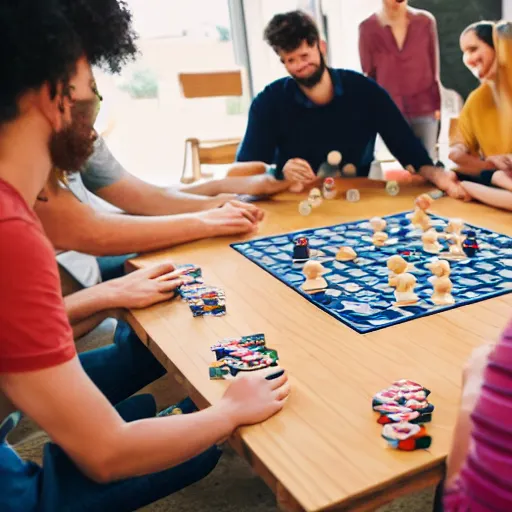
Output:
(322, 0), (380, 71)
(504, 0), (512, 20)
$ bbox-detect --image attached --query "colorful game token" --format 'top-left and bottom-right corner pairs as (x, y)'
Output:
(463, 230), (479, 257)
(308, 188), (323, 208)
(346, 189), (360, 202)
(381, 423), (432, 451)
(299, 200), (312, 216)
(293, 236), (310, 261)
(386, 180), (400, 196)
(323, 177), (337, 199)
(209, 333), (279, 378)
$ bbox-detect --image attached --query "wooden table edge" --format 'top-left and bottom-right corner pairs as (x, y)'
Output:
(125, 310), (445, 512)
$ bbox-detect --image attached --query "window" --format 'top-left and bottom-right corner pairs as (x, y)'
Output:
(94, 0), (250, 184)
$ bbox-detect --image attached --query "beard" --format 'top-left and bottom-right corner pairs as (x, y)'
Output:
(292, 53), (327, 89)
(49, 103), (98, 172)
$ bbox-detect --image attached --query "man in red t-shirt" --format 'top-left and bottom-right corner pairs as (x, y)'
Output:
(0, 3), (289, 511)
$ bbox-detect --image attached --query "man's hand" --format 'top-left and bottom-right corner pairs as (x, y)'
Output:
(420, 166), (471, 201)
(283, 158), (316, 183)
(486, 154), (512, 172)
(199, 200), (264, 237)
(107, 262), (188, 310)
(219, 367), (290, 428)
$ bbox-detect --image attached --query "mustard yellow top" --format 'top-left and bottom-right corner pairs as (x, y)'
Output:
(450, 82), (512, 157)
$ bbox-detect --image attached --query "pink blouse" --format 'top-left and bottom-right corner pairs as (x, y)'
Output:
(359, 10), (441, 118)
(444, 322), (512, 511)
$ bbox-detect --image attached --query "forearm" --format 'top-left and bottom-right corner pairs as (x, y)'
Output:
(132, 187), (216, 215)
(64, 212), (211, 256)
(71, 310), (115, 340)
(64, 281), (120, 325)
(104, 404), (234, 480)
(449, 147), (494, 175)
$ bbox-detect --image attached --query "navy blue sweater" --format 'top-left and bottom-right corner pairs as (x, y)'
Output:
(236, 68), (433, 179)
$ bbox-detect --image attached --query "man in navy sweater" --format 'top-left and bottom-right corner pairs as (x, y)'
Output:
(236, 10), (469, 200)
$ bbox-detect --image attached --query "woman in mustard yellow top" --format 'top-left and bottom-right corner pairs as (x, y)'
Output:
(449, 21), (512, 210)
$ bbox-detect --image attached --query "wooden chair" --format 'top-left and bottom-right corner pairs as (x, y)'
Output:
(178, 70), (245, 184)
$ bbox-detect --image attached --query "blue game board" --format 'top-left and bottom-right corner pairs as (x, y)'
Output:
(231, 212), (512, 334)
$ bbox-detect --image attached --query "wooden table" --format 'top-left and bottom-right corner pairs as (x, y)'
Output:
(127, 179), (512, 512)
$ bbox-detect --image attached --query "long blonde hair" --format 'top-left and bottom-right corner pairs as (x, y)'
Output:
(494, 21), (512, 143)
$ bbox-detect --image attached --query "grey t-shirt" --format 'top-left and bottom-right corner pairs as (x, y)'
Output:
(81, 136), (126, 192)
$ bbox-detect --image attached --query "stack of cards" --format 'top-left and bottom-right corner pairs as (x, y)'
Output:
(176, 265), (226, 317)
(372, 379), (434, 451)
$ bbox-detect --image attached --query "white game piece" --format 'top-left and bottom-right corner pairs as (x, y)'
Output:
(301, 261), (328, 294)
(298, 200), (312, 216)
(422, 229), (442, 254)
(372, 231), (389, 247)
(336, 246), (357, 261)
(346, 189), (360, 202)
(426, 260), (455, 306)
(446, 218), (465, 235)
(327, 150), (342, 166)
(342, 163), (357, 177)
(308, 187), (323, 208)
(448, 233), (466, 257)
(387, 255), (419, 306)
(322, 177), (337, 199)
(370, 217), (387, 233)
(411, 193), (433, 231)
(386, 180), (400, 196)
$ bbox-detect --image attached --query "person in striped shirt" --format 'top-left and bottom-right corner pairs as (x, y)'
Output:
(444, 321), (512, 510)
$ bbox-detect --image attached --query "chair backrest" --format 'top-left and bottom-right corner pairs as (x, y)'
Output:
(178, 70), (243, 99)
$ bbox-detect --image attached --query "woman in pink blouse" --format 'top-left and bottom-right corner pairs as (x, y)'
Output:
(359, 0), (441, 161)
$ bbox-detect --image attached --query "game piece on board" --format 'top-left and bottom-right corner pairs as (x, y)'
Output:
(322, 177), (337, 199)
(342, 163), (357, 177)
(346, 189), (360, 202)
(336, 246), (357, 261)
(387, 256), (419, 306)
(446, 218), (465, 235)
(372, 231), (389, 247)
(292, 236), (310, 261)
(422, 229), (442, 254)
(386, 180), (400, 196)
(381, 423), (432, 451)
(370, 217), (387, 233)
(410, 193), (433, 231)
(446, 233), (466, 258)
(462, 230), (479, 257)
(426, 259), (455, 306)
(308, 187), (323, 208)
(301, 260), (328, 294)
(298, 200), (312, 216)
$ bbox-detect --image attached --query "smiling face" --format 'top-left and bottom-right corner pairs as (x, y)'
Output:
(460, 29), (496, 80)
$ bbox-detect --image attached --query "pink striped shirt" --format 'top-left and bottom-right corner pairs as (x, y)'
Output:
(444, 322), (512, 511)
(358, 10), (441, 118)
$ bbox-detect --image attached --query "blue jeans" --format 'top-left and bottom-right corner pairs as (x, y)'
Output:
(0, 322), (221, 512)
(96, 254), (136, 282)
(408, 115), (439, 162)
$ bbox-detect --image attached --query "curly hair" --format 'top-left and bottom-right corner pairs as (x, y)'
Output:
(0, 0), (138, 126)
(0, 0), (82, 124)
(59, 0), (138, 73)
(264, 10), (320, 54)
